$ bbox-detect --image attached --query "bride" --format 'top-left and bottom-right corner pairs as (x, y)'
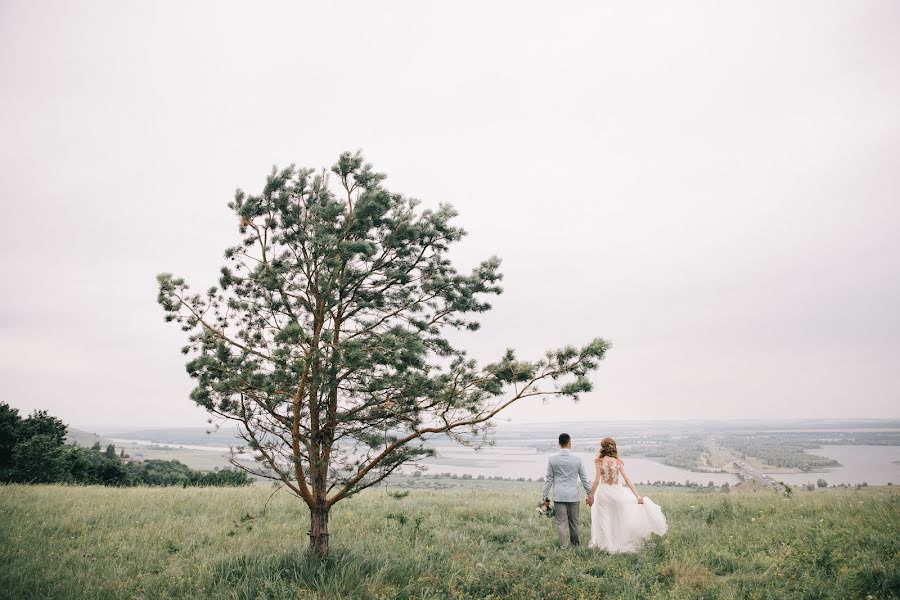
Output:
(588, 437), (668, 553)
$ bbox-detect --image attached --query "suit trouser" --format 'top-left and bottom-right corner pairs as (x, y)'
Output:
(553, 501), (581, 548)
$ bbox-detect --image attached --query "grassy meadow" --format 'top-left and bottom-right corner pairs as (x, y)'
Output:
(1, 483), (898, 600)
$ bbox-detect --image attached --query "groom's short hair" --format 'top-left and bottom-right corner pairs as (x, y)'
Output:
(558, 433), (571, 446)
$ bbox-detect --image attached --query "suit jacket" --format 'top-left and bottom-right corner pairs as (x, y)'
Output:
(541, 448), (592, 503)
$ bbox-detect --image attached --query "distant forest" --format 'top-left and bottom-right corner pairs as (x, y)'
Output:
(0, 403), (249, 487)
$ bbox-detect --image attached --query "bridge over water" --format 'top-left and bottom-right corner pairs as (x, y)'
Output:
(724, 460), (785, 491)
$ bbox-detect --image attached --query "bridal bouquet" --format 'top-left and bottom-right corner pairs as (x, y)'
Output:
(536, 502), (556, 518)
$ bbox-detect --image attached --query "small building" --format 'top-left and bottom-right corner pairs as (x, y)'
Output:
(129, 452), (145, 464)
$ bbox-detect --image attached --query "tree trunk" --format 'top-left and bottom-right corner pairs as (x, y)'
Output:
(308, 505), (330, 559)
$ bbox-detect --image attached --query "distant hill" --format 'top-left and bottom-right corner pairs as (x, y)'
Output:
(65, 428), (114, 448)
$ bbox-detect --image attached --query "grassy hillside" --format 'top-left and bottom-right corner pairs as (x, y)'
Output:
(0, 484), (897, 599)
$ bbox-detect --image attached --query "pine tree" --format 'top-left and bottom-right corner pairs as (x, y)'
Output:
(156, 152), (610, 558)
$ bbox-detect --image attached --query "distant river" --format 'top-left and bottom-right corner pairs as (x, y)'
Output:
(773, 445), (900, 486)
(108, 438), (235, 453)
(420, 444), (900, 486)
(108, 438), (256, 461)
(109, 435), (900, 486)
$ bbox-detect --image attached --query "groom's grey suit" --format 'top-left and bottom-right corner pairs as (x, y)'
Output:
(541, 448), (592, 548)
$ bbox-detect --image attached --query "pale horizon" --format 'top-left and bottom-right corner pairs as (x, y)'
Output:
(75, 416), (900, 437)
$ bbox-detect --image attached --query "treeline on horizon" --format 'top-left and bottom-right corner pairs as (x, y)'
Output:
(0, 403), (250, 487)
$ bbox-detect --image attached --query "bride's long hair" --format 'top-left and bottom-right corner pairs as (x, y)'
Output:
(597, 436), (618, 460)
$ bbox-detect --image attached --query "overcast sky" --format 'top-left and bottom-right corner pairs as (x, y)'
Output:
(1, 1), (898, 431)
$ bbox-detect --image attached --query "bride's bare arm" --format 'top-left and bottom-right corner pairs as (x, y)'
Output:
(618, 459), (643, 503)
(589, 461), (601, 499)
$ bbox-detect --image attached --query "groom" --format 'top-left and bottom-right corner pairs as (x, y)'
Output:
(541, 432), (593, 548)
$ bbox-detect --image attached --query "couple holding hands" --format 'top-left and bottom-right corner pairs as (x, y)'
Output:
(541, 433), (668, 553)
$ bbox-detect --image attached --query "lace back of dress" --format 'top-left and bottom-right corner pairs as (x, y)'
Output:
(598, 457), (619, 485)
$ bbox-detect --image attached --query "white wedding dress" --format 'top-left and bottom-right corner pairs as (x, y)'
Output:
(589, 457), (668, 553)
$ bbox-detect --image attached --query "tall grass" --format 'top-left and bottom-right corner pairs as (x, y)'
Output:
(1, 484), (897, 599)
